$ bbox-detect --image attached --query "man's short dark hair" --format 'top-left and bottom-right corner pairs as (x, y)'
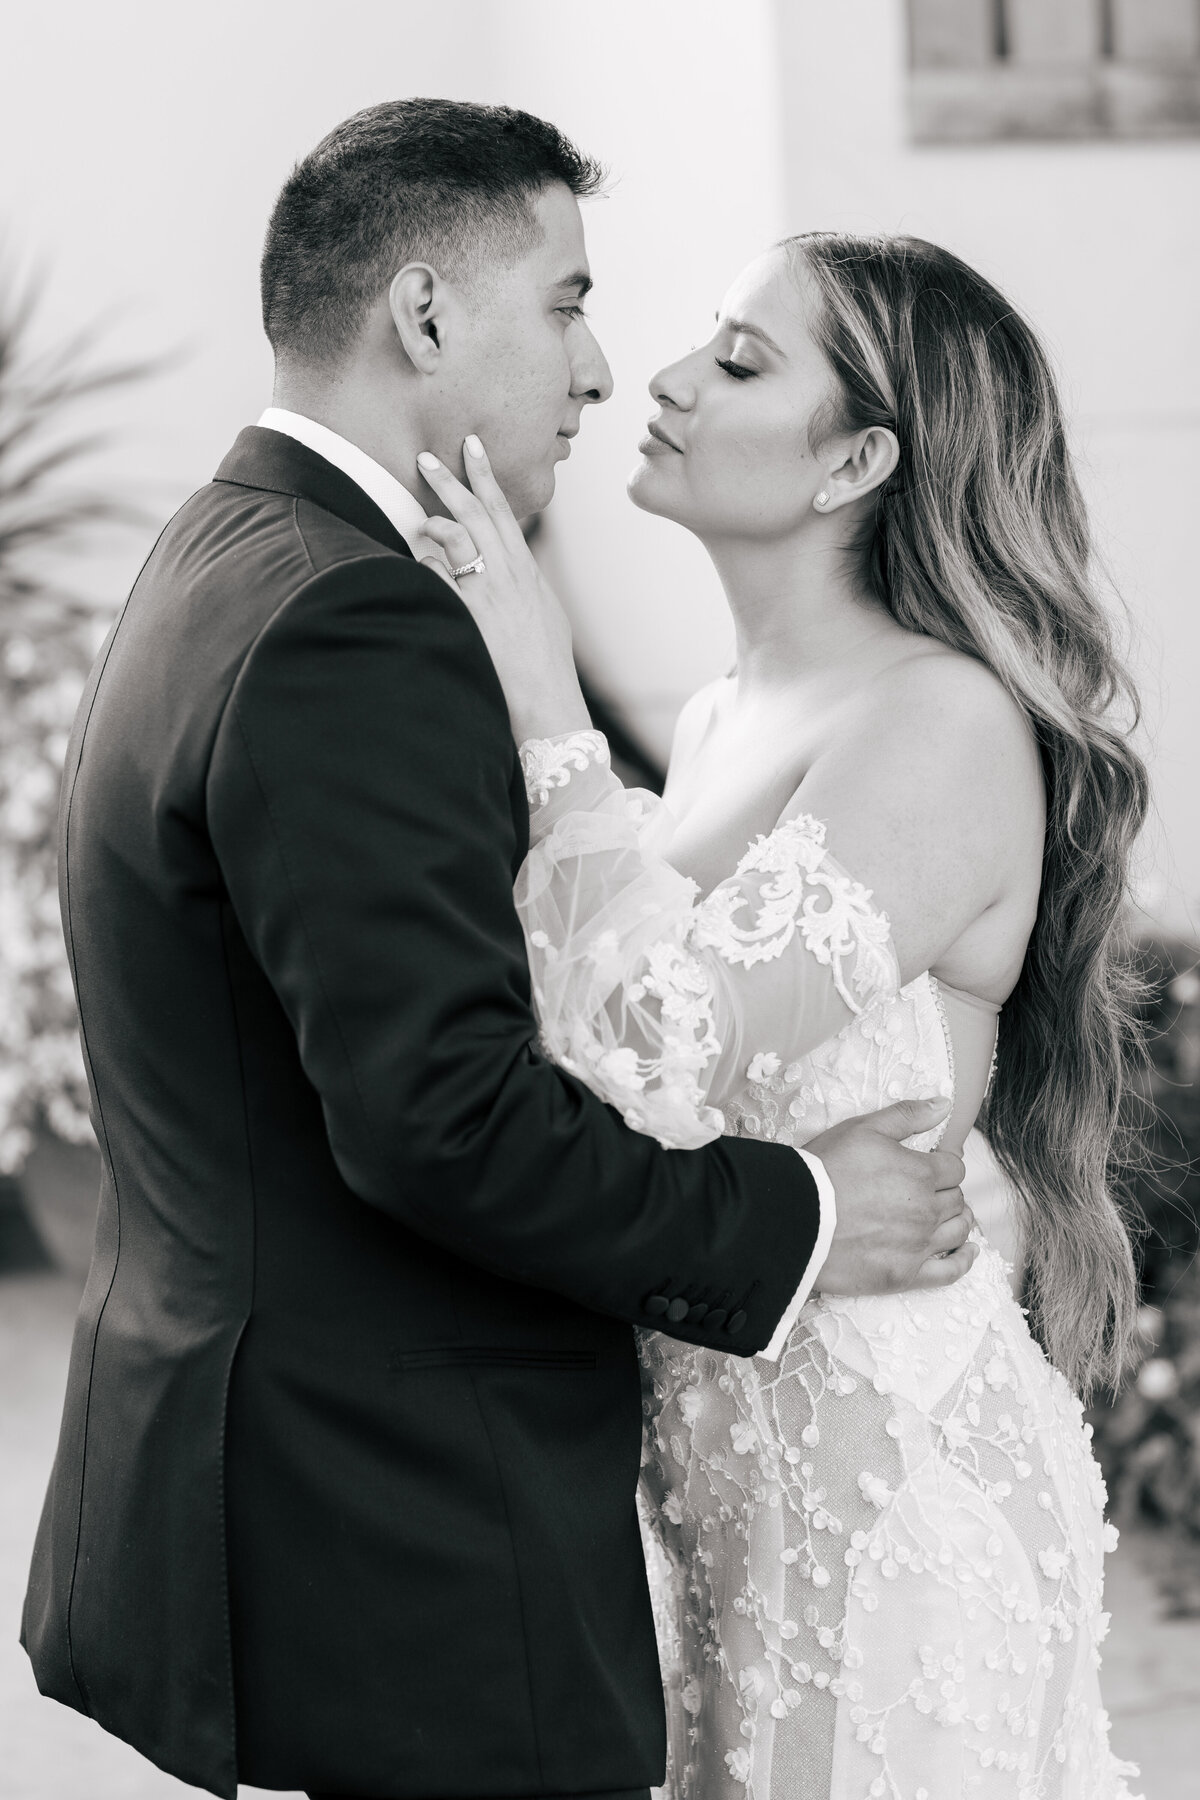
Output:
(261, 97), (606, 366)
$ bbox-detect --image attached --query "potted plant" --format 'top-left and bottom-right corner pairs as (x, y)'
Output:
(0, 275), (146, 1272)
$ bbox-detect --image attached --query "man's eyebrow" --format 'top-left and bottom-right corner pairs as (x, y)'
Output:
(552, 270), (593, 297)
(718, 314), (784, 357)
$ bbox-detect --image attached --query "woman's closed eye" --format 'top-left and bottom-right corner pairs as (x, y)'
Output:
(716, 357), (757, 381)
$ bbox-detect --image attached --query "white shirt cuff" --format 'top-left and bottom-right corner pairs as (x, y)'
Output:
(757, 1149), (837, 1362)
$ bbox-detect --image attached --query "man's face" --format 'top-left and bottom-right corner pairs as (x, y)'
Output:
(425, 183), (613, 517)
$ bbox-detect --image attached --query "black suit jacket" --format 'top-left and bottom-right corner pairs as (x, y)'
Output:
(21, 428), (821, 1800)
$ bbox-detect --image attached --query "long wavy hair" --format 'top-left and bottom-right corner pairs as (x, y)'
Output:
(787, 231), (1150, 1397)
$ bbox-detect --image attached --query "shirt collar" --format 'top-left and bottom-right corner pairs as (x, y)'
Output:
(256, 408), (428, 549)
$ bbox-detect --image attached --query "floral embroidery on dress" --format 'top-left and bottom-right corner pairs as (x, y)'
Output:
(515, 728), (1138, 1800)
(519, 729), (609, 809)
(637, 976), (1140, 1800)
(537, 935), (726, 1149)
(690, 814), (898, 1013)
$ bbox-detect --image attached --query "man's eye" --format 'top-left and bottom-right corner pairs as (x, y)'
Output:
(716, 357), (756, 381)
(558, 305), (588, 321)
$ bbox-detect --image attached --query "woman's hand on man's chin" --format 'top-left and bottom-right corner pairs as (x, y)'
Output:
(414, 437), (592, 747)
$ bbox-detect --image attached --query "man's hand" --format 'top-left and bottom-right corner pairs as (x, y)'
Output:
(806, 1096), (974, 1296)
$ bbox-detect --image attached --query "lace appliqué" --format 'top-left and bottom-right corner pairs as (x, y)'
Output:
(637, 973), (1140, 1800)
(515, 745), (1135, 1796)
(690, 813), (898, 1013)
(519, 730), (610, 809)
(513, 732), (1134, 1797)
(543, 933), (726, 1148)
(639, 1240), (1139, 1800)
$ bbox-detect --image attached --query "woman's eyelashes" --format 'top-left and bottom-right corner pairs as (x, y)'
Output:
(716, 357), (757, 381)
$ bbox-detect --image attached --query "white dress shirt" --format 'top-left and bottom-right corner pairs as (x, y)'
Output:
(258, 408), (430, 548)
(256, 406), (836, 1358)
(761, 1155), (836, 1359)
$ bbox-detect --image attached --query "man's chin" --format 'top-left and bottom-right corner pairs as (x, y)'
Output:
(510, 468), (556, 521)
(486, 451), (553, 520)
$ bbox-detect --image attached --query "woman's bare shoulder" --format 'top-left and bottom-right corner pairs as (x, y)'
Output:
(668, 674), (733, 767)
(869, 640), (1025, 721)
(801, 638), (1044, 902)
(794, 641), (1044, 986)
(851, 642), (1042, 797)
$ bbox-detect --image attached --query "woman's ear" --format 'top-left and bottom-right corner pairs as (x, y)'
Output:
(823, 424), (900, 511)
(389, 264), (445, 374)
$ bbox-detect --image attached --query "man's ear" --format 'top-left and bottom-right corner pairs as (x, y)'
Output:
(823, 424), (900, 510)
(389, 263), (446, 373)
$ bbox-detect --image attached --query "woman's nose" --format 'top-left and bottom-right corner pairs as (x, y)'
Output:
(650, 355), (697, 413)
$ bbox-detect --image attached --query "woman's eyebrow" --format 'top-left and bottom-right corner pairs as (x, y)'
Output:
(717, 314), (784, 357)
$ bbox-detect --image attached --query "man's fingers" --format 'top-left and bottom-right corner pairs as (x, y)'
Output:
(912, 1242), (979, 1289)
(928, 1147), (966, 1193)
(927, 1209), (973, 1257)
(929, 1186), (968, 1232)
(866, 1093), (952, 1140)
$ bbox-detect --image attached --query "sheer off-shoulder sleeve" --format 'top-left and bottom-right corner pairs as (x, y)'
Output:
(515, 730), (900, 1150)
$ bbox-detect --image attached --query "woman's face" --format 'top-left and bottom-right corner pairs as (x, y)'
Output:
(627, 246), (840, 541)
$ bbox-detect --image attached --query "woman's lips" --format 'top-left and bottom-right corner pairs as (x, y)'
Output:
(639, 421), (683, 456)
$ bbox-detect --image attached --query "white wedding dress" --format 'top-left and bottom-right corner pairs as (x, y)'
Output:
(516, 728), (1139, 1800)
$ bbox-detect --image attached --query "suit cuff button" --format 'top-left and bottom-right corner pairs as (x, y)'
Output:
(704, 1309), (728, 1330)
(727, 1309), (747, 1334)
(665, 1297), (690, 1324)
(686, 1302), (709, 1324)
(644, 1294), (670, 1318)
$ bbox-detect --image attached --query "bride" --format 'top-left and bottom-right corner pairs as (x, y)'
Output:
(415, 232), (1147, 1799)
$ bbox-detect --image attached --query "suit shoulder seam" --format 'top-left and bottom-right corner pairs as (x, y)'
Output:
(290, 495), (318, 577)
(206, 538), (422, 772)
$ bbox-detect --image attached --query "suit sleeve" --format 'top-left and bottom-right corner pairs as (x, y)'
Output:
(206, 551), (820, 1353)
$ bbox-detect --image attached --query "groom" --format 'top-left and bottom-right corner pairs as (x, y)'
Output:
(22, 100), (973, 1800)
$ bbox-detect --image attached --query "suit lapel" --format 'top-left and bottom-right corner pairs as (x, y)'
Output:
(213, 427), (413, 559)
(214, 426), (530, 849)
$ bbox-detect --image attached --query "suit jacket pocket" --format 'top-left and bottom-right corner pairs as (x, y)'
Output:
(386, 1345), (599, 1374)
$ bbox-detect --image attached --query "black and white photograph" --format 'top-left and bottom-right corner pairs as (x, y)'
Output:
(1, 4), (1198, 1798)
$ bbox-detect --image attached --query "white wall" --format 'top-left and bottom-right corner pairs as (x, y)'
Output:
(0, 0), (488, 521)
(458, 0), (789, 742)
(771, 0), (1200, 934)
(1, 0), (1194, 929)
(0, 0), (785, 727)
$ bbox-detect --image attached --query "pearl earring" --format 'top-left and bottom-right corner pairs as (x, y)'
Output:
(814, 491), (829, 509)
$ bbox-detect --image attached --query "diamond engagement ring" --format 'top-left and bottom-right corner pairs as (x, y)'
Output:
(449, 556), (486, 579)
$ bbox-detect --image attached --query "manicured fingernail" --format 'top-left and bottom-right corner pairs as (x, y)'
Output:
(464, 435), (484, 458)
(417, 452), (441, 470)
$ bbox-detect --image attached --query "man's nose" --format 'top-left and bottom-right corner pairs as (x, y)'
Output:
(571, 324), (614, 406)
